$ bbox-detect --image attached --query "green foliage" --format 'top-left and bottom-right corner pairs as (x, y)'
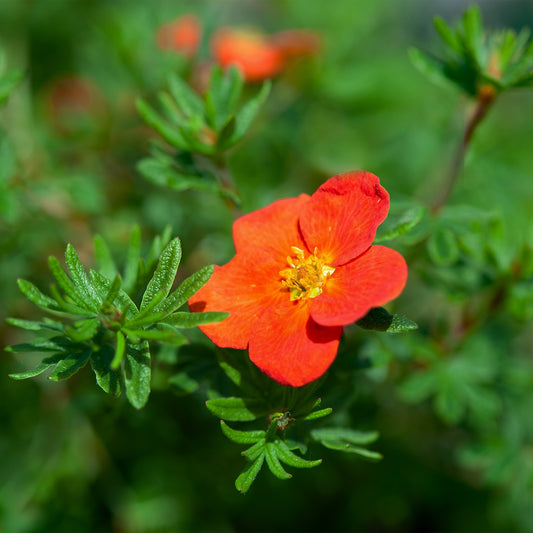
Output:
(0, 48), (23, 107)
(411, 5), (533, 96)
(136, 66), (271, 203)
(356, 307), (418, 334)
(2, 1), (533, 531)
(202, 348), (381, 493)
(7, 227), (227, 409)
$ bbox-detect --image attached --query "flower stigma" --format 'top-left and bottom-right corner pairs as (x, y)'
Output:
(280, 246), (335, 301)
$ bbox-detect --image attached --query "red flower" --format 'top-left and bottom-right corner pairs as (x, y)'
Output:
(210, 28), (286, 82)
(189, 171), (408, 387)
(156, 14), (202, 58)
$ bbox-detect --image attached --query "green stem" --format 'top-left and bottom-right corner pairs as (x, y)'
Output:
(212, 154), (242, 218)
(431, 90), (496, 214)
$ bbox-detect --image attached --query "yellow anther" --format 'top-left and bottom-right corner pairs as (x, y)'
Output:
(279, 247), (335, 301)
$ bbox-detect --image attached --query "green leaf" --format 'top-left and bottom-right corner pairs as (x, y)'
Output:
(90, 270), (138, 319)
(122, 225), (141, 294)
(273, 439), (322, 469)
(136, 98), (189, 150)
(168, 371), (201, 395)
(230, 80), (271, 146)
(48, 255), (92, 310)
(93, 234), (118, 279)
(427, 227), (460, 265)
(100, 274), (122, 310)
(408, 48), (450, 89)
(65, 317), (101, 342)
(434, 16), (460, 52)
(91, 346), (121, 397)
(216, 115), (236, 151)
(206, 397), (271, 422)
(9, 353), (65, 380)
(124, 340), (151, 409)
(156, 264), (214, 315)
(48, 350), (91, 381)
(205, 66), (243, 130)
(264, 442), (292, 480)
(111, 330), (126, 370)
(137, 157), (219, 194)
(141, 238), (182, 311)
(220, 421), (266, 444)
(6, 337), (69, 353)
(374, 205), (426, 243)
(6, 317), (63, 332)
(0, 68), (24, 106)
(17, 279), (59, 311)
(300, 408), (333, 421)
(356, 307), (418, 333)
(215, 348), (265, 398)
(168, 73), (204, 118)
(235, 454), (265, 494)
(242, 439), (266, 461)
(65, 244), (101, 311)
(163, 311), (229, 328)
(123, 325), (188, 345)
(323, 444), (382, 461)
(311, 427), (380, 446)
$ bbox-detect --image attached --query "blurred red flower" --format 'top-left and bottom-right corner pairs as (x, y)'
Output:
(210, 28), (285, 82)
(156, 14), (202, 58)
(189, 171), (408, 386)
(211, 27), (321, 82)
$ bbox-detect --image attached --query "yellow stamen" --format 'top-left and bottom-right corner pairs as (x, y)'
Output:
(280, 246), (335, 301)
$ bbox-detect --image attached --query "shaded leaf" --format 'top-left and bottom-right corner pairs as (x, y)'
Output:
(273, 439), (322, 469)
(230, 81), (271, 145)
(220, 421), (266, 444)
(375, 205), (426, 243)
(311, 427), (380, 446)
(264, 443), (292, 480)
(9, 353), (65, 380)
(91, 346), (121, 397)
(235, 454), (264, 494)
(356, 307), (418, 333)
(163, 310), (229, 328)
(156, 264), (214, 315)
(65, 244), (101, 311)
(124, 340), (151, 409)
(16, 279), (59, 311)
(48, 350), (91, 381)
(141, 238), (182, 310)
(206, 397), (271, 422)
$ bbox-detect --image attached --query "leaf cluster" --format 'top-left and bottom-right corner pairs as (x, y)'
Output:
(203, 348), (381, 493)
(136, 66), (270, 202)
(7, 227), (227, 409)
(410, 5), (533, 97)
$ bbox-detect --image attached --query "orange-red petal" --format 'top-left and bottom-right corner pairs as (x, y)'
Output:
(189, 251), (284, 349)
(299, 171), (390, 266)
(249, 300), (342, 387)
(233, 194), (310, 257)
(310, 245), (408, 327)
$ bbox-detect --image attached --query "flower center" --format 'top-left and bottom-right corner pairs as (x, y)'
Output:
(279, 246), (335, 301)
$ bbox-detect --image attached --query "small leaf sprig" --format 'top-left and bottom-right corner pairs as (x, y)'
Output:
(410, 5), (533, 212)
(136, 66), (271, 207)
(7, 226), (227, 409)
(203, 348), (383, 493)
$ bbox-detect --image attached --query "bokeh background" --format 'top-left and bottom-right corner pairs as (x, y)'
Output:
(2, 0), (533, 531)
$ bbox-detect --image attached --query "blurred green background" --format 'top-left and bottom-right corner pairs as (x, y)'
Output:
(2, 0), (533, 531)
